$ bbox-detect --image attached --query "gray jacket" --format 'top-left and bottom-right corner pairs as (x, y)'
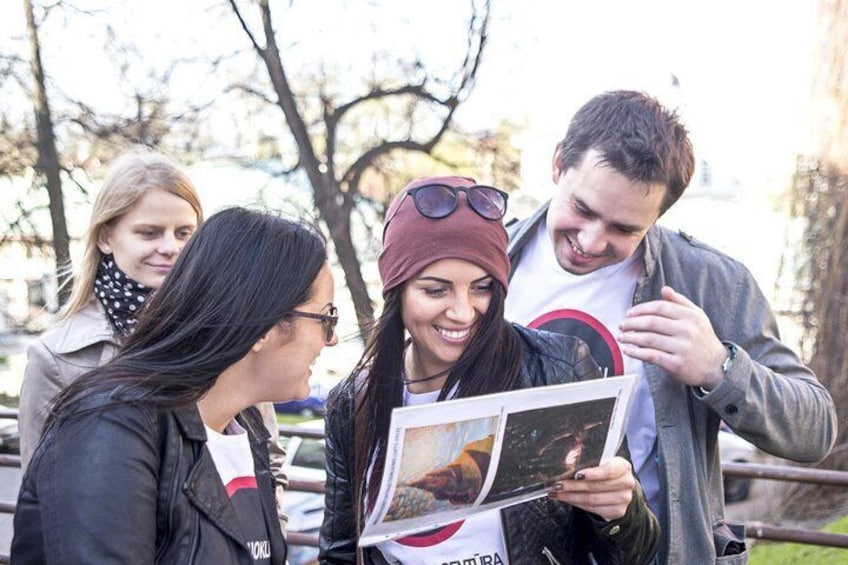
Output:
(507, 203), (838, 564)
(18, 300), (290, 531)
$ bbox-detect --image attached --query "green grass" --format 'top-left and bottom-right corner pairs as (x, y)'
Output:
(748, 515), (848, 564)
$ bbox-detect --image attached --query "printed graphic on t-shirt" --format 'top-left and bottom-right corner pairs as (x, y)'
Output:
(505, 220), (660, 512)
(378, 513), (507, 564)
(528, 309), (624, 377)
(205, 422), (272, 565)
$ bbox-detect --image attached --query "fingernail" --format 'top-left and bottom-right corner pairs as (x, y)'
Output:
(575, 473), (585, 480)
(553, 482), (564, 491)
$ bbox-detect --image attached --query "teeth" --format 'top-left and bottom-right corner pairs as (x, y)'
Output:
(569, 239), (596, 258)
(437, 327), (470, 339)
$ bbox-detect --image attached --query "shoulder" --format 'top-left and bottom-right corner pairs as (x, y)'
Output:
(37, 302), (118, 356)
(649, 224), (749, 271)
(513, 324), (586, 358)
(507, 202), (549, 251)
(326, 376), (358, 421)
(327, 375), (358, 403)
(43, 395), (160, 451)
(512, 324), (601, 383)
(646, 225), (761, 300)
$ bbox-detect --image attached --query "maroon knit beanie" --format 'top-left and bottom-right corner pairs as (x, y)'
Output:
(378, 175), (510, 296)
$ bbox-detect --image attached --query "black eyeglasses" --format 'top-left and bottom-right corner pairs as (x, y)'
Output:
(385, 184), (509, 231)
(286, 305), (338, 344)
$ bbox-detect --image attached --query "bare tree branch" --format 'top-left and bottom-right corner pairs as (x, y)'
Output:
(227, 0), (264, 55)
(227, 0), (492, 334)
(227, 83), (277, 106)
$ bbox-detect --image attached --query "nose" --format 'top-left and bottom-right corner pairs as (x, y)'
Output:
(446, 293), (476, 324)
(577, 221), (607, 255)
(157, 234), (180, 256)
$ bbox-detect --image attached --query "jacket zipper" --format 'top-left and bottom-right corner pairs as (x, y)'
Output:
(186, 512), (201, 564)
(542, 546), (563, 565)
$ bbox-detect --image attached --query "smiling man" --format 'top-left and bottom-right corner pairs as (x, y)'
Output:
(505, 90), (837, 565)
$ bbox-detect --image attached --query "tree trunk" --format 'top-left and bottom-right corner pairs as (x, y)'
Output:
(779, 0), (848, 520)
(24, 0), (71, 306)
(314, 184), (375, 338)
(228, 0), (488, 339)
(254, 2), (375, 338)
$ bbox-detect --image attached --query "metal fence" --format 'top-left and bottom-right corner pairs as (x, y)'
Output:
(1, 414), (847, 563)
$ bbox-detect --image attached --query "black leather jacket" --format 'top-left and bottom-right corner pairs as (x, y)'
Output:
(319, 324), (660, 565)
(12, 397), (287, 564)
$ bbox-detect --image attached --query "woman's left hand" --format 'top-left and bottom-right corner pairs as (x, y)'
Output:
(546, 456), (635, 522)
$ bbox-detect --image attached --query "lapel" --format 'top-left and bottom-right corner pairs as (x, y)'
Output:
(238, 410), (288, 563)
(51, 301), (120, 355)
(176, 406), (286, 563)
(176, 406), (248, 548)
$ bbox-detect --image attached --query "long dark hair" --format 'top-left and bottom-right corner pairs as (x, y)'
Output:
(48, 207), (327, 425)
(350, 279), (522, 528)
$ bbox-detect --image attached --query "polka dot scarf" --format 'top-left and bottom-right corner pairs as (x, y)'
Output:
(94, 255), (152, 337)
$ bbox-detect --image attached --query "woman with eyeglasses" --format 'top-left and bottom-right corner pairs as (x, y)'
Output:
(319, 176), (659, 564)
(13, 208), (338, 564)
(18, 150), (292, 536)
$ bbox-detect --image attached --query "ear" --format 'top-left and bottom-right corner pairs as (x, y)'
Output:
(96, 226), (113, 255)
(251, 329), (273, 353)
(551, 143), (564, 184)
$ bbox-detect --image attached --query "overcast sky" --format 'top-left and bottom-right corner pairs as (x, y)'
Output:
(1, 1), (820, 196)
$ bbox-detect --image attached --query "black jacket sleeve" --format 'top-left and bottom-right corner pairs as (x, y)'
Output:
(318, 382), (358, 563)
(20, 405), (160, 563)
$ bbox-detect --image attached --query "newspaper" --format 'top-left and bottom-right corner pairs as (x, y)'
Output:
(359, 374), (637, 547)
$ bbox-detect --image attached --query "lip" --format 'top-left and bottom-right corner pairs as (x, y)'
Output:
(435, 325), (473, 343)
(147, 263), (173, 274)
(562, 234), (604, 266)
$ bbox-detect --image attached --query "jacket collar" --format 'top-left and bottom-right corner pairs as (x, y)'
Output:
(49, 301), (120, 354)
(178, 404), (286, 561)
(173, 403), (208, 442)
(641, 224), (661, 283)
(506, 201), (549, 278)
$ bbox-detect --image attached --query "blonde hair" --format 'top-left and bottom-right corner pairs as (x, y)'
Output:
(63, 150), (204, 319)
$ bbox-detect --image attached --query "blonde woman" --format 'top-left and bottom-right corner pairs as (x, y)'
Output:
(19, 150), (204, 468)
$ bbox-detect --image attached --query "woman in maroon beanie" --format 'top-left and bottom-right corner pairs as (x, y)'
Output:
(319, 176), (659, 565)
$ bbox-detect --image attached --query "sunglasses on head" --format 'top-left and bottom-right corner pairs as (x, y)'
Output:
(384, 183), (509, 232)
(286, 305), (338, 344)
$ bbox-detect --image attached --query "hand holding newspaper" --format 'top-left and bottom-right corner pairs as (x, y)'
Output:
(360, 374), (637, 546)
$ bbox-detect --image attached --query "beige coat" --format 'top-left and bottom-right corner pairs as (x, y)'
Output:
(19, 301), (119, 469)
(18, 300), (290, 532)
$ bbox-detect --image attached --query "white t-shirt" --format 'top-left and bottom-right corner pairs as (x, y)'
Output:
(205, 420), (272, 564)
(505, 220), (660, 515)
(377, 387), (509, 564)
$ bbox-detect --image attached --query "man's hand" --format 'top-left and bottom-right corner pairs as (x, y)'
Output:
(547, 456), (635, 521)
(617, 285), (727, 390)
